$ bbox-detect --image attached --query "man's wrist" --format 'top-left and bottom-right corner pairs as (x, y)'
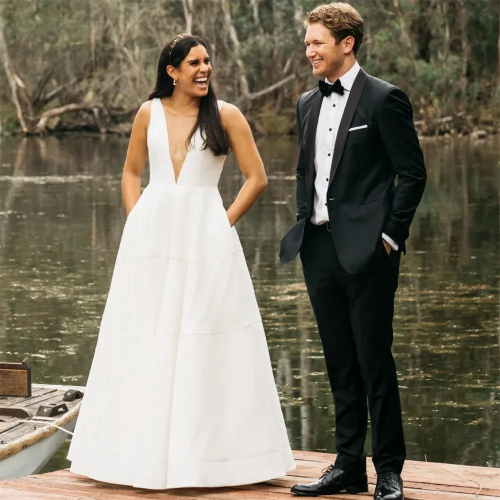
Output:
(382, 233), (398, 251)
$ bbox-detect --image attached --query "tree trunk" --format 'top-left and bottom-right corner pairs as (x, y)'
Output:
(0, 15), (28, 133)
(365, 22), (371, 62)
(220, 0), (249, 96)
(412, 0), (432, 62)
(458, 0), (470, 111)
(442, 1), (450, 59)
(293, 0), (304, 37)
(181, 0), (193, 33)
(392, 0), (417, 68)
(498, 4), (500, 91)
(90, 0), (96, 71)
(249, 0), (260, 27)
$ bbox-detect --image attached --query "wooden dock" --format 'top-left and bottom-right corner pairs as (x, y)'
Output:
(1, 450), (498, 499)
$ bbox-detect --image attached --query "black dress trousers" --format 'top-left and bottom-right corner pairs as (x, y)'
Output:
(300, 222), (406, 474)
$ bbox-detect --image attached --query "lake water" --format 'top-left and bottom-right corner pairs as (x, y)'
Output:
(0, 134), (498, 473)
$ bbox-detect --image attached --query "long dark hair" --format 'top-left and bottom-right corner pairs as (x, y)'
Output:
(148, 34), (229, 156)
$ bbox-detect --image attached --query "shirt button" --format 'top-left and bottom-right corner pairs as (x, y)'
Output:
(328, 153), (331, 156)
(333, 104), (336, 107)
(326, 178), (329, 181)
(329, 128), (332, 131)
(325, 203), (327, 206)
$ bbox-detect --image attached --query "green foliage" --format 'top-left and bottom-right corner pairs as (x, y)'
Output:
(258, 102), (295, 135)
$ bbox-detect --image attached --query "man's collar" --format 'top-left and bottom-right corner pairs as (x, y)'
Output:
(325, 61), (360, 92)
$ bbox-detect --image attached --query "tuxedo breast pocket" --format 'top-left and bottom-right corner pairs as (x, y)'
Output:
(347, 124), (373, 143)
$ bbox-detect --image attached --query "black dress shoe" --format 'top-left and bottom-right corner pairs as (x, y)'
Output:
(291, 465), (368, 496)
(374, 472), (404, 500)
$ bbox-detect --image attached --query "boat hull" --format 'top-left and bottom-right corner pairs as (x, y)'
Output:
(0, 416), (77, 480)
(0, 383), (83, 480)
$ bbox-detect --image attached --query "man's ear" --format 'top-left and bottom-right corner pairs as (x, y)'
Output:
(342, 36), (355, 55)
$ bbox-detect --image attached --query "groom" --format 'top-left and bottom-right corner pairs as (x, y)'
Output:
(280, 3), (426, 500)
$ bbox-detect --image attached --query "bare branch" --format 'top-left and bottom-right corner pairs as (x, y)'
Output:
(236, 74), (295, 105)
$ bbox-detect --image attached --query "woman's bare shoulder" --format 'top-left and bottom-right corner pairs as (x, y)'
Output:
(138, 99), (153, 116)
(220, 101), (241, 118)
(220, 102), (247, 131)
(134, 100), (153, 127)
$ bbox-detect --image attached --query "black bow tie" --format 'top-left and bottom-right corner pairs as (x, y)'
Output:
(319, 79), (345, 97)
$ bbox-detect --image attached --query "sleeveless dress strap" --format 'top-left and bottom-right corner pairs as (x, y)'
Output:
(217, 100), (225, 112)
(150, 98), (161, 127)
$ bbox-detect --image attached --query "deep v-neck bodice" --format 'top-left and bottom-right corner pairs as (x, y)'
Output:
(161, 101), (198, 184)
(147, 98), (227, 187)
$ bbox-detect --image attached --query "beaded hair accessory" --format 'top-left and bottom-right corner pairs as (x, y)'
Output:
(169, 33), (192, 58)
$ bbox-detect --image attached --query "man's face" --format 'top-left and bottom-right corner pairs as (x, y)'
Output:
(304, 22), (345, 80)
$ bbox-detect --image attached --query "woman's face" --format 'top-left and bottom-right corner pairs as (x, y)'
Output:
(168, 44), (212, 97)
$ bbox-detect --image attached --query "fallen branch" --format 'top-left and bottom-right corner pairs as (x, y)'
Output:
(35, 103), (102, 134)
(236, 74), (295, 105)
(414, 116), (454, 126)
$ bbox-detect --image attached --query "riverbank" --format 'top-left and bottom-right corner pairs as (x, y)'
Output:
(0, 118), (498, 141)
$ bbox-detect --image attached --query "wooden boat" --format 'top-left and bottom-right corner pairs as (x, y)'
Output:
(0, 361), (84, 480)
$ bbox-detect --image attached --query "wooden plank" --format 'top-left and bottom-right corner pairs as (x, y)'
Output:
(25, 392), (68, 406)
(0, 421), (22, 433)
(0, 397), (81, 450)
(2, 478), (217, 499)
(266, 475), (500, 498)
(25, 472), (297, 499)
(1, 388), (58, 407)
(0, 397), (80, 442)
(24, 390), (66, 408)
(55, 464), (500, 496)
(0, 489), (81, 500)
(0, 386), (47, 406)
(1, 451), (499, 500)
(0, 422), (38, 442)
(0, 483), (147, 499)
(3, 476), (498, 500)
(290, 454), (500, 495)
(274, 471), (499, 497)
(0, 403), (80, 460)
(294, 450), (499, 479)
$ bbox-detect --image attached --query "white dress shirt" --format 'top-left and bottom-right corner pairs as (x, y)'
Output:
(311, 61), (398, 251)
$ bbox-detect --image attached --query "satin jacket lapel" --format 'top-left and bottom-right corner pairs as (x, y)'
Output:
(328, 69), (368, 188)
(305, 90), (323, 216)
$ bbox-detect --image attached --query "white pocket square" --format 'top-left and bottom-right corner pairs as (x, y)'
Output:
(348, 125), (368, 132)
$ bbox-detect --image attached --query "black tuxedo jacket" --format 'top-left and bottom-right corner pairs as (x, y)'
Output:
(279, 68), (426, 274)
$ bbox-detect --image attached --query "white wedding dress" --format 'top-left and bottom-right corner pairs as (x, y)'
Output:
(67, 98), (295, 489)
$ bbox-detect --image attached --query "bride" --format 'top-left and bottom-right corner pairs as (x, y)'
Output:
(67, 33), (296, 490)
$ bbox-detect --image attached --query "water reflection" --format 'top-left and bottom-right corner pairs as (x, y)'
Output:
(0, 134), (498, 472)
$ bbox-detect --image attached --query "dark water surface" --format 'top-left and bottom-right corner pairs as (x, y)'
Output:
(0, 135), (498, 473)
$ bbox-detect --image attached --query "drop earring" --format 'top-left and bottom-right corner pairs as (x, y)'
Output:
(173, 79), (177, 86)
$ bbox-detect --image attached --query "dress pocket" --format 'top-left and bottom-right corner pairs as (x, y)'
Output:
(127, 187), (148, 219)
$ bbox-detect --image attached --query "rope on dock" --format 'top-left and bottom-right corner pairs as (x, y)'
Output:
(17, 417), (74, 436)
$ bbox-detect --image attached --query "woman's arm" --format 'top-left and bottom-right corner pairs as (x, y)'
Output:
(122, 101), (151, 216)
(220, 103), (268, 226)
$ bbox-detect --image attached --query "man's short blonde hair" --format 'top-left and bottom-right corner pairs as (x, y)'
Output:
(305, 2), (364, 56)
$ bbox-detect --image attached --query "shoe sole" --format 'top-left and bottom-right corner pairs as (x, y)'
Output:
(291, 483), (369, 496)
